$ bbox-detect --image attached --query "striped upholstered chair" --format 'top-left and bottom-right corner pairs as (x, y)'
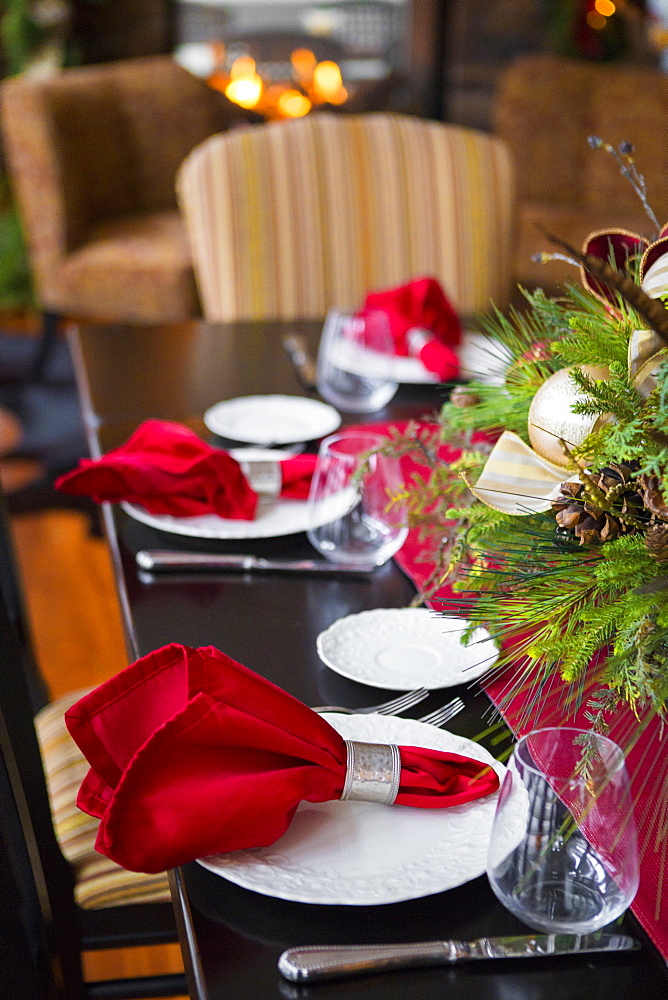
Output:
(176, 112), (517, 324)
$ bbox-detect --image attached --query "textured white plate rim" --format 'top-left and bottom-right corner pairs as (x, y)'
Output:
(228, 448), (294, 463)
(121, 485), (355, 541)
(203, 394), (341, 444)
(316, 608), (499, 690)
(196, 714), (510, 905)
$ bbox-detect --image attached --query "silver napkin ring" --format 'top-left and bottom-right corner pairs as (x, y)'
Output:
(405, 327), (433, 356)
(240, 461), (282, 496)
(340, 741), (401, 806)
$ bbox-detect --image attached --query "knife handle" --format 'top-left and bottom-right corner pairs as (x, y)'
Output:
(136, 551), (252, 571)
(278, 941), (451, 982)
(283, 334), (318, 390)
(278, 933), (640, 981)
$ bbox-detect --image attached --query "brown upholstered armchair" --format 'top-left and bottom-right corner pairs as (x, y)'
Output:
(492, 54), (668, 296)
(0, 55), (254, 356)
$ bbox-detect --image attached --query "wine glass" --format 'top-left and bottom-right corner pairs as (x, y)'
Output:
(486, 726), (639, 934)
(316, 309), (399, 413)
(306, 430), (408, 566)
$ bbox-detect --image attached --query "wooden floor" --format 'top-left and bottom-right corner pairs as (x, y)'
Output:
(10, 506), (187, 996)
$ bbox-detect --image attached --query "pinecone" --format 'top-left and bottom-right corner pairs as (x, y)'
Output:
(646, 522), (668, 563)
(551, 482), (623, 545)
(593, 463), (645, 518)
(637, 474), (668, 522)
(449, 385), (480, 408)
(551, 464), (643, 545)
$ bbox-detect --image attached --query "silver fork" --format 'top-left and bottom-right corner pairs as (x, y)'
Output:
(417, 696), (465, 728)
(312, 687), (429, 715)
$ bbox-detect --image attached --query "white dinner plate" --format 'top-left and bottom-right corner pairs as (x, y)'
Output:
(316, 608), (499, 690)
(121, 463), (355, 540)
(457, 331), (509, 387)
(204, 394), (341, 445)
(197, 713), (513, 905)
(328, 337), (440, 384)
(121, 492), (349, 541)
(326, 331), (508, 386)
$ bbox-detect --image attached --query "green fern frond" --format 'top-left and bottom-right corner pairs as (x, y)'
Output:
(569, 362), (643, 422)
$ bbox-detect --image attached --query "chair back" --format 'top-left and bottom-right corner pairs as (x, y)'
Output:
(491, 54), (668, 293)
(0, 489), (49, 711)
(0, 555), (84, 997)
(0, 54), (252, 308)
(176, 112), (516, 322)
(492, 54), (668, 220)
(0, 697), (59, 1000)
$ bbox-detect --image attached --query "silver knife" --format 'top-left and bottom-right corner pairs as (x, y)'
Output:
(278, 932), (640, 982)
(136, 550), (376, 575)
(283, 334), (318, 390)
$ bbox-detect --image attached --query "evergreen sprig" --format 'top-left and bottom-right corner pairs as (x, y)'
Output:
(553, 284), (637, 369)
(569, 361), (643, 422)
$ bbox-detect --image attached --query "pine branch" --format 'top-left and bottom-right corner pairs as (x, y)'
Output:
(569, 362), (643, 422)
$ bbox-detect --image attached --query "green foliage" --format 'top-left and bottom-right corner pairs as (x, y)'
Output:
(0, 173), (32, 308)
(569, 362), (643, 422)
(0, 0), (43, 310)
(544, 0), (630, 62)
(554, 289), (635, 369)
(391, 274), (668, 720)
(441, 380), (534, 442)
(0, 0), (48, 76)
(0, 193), (32, 308)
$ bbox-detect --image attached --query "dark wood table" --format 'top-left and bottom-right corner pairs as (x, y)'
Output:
(69, 319), (668, 1000)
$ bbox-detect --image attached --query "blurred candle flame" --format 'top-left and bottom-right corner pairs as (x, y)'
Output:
(277, 89), (312, 118)
(291, 48), (317, 84)
(214, 49), (347, 118)
(312, 60), (344, 103)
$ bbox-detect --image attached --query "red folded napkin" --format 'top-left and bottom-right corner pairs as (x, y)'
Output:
(274, 453), (317, 500)
(65, 643), (500, 873)
(54, 420), (317, 519)
(363, 276), (461, 381)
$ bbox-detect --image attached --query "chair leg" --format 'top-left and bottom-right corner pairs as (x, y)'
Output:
(30, 311), (60, 382)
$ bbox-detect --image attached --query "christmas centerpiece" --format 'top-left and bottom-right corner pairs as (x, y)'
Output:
(383, 142), (668, 938)
(392, 138), (668, 733)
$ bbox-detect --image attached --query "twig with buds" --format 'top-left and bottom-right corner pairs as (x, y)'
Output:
(588, 136), (661, 237)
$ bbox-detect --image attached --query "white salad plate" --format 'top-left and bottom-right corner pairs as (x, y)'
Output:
(203, 394), (341, 445)
(197, 713), (513, 905)
(316, 608), (499, 690)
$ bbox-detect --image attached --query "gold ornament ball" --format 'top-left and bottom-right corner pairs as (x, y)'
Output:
(527, 365), (609, 468)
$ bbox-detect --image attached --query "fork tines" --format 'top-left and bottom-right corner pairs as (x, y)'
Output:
(418, 697), (465, 728)
(360, 687), (430, 715)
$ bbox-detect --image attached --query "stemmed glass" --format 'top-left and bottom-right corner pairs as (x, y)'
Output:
(316, 309), (399, 414)
(306, 430), (407, 567)
(486, 727), (639, 934)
